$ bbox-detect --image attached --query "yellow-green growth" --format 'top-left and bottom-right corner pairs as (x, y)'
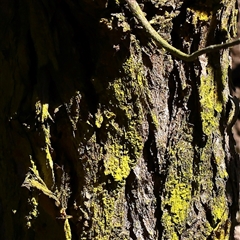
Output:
(95, 109), (104, 128)
(104, 143), (131, 182)
(212, 195), (228, 226)
(101, 48), (146, 182)
(88, 37), (146, 239)
(199, 66), (222, 135)
(191, 9), (211, 25)
(197, 42), (230, 238)
(164, 182), (191, 224)
(33, 101), (55, 187)
(64, 219), (72, 240)
(91, 187), (124, 239)
(161, 137), (194, 238)
(26, 196), (39, 229)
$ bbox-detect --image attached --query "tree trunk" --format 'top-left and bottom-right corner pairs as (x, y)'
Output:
(0, 0), (238, 239)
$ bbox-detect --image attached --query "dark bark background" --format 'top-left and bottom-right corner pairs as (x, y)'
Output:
(0, 0), (239, 239)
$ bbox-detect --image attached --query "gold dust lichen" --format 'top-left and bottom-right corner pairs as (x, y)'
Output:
(164, 181), (191, 223)
(91, 187), (118, 239)
(95, 109), (104, 128)
(199, 69), (221, 135)
(104, 142), (131, 182)
(102, 53), (144, 182)
(89, 38), (145, 238)
(161, 182), (191, 239)
(211, 195), (228, 226)
(161, 131), (193, 237)
(189, 8), (211, 25)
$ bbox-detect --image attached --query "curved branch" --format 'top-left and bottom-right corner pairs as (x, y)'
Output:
(125, 0), (240, 62)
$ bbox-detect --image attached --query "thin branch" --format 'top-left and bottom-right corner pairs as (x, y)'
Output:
(125, 0), (240, 62)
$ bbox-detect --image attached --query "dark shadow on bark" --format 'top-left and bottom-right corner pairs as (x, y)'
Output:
(143, 118), (164, 238)
(125, 169), (138, 240)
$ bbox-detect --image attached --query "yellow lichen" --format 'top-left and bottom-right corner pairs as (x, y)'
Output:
(199, 67), (221, 135)
(104, 110), (116, 119)
(164, 182), (191, 224)
(87, 38), (146, 239)
(95, 109), (104, 128)
(190, 9), (211, 25)
(29, 197), (39, 218)
(41, 103), (50, 122)
(104, 143), (131, 182)
(91, 187), (122, 239)
(64, 219), (72, 240)
(212, 195), (228, 226)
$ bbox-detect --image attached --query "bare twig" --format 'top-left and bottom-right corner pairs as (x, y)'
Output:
(126, 0), (240, 62)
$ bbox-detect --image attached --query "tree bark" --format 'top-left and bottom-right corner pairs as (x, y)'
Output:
(0, 0), (238, 239)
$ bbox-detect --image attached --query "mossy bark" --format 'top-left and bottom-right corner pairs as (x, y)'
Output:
(0, 0), (238, 239)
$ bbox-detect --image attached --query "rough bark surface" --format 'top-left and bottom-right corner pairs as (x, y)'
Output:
(0, 0), (238, 239)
